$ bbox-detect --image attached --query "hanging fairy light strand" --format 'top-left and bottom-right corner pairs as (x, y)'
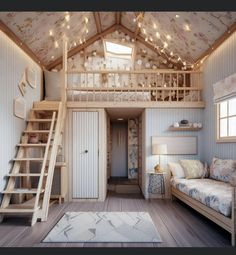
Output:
(133, 14), (194, 69)
(47, 12), (91, 59)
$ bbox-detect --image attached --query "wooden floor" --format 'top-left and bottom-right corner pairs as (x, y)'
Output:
(0, 191), (231, 247)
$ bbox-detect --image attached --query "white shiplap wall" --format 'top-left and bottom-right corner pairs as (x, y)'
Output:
(144, 108), (204, 199)
(202, 31), (236, 164)
(0, 31), (42, 198)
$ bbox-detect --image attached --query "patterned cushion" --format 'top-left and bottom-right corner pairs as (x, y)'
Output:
(210, 157), (236, 183)
(179, 160), (204, 179)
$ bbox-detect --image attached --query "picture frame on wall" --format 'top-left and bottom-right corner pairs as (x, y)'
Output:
(18, 71), (27, 96)
(14, 96), (26, 119)
(26, 67), (36, 89)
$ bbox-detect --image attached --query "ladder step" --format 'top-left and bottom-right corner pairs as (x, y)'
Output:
(7, 173), (48, 177)
(24, 130), (50, 134)
(27, 119), (56, 122)
(32, 108), (58, 111)
(13, 158), (45, 161)
(16, 143), (48, 147)
(2, 189), (44, 194)
(0, 207), (39, 213)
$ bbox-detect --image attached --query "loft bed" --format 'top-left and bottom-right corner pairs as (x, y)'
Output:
(44, 39), (204, 107)
(64, 69), (203, 103)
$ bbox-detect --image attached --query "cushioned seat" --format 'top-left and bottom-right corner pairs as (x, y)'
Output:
(171, 178), (232, 217)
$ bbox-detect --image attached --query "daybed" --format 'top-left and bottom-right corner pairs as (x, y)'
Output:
(168, 159), (236, 246)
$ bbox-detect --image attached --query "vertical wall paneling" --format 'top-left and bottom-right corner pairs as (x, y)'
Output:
(144, 108), (203, 199)
(0, 31), (42, 200)
(72, 111), (99, 199)
(202, 31), (236, 164)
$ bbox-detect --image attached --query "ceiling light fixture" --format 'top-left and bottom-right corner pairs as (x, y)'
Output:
(153, 23), (157, 29)
(163, 42), (168, 48)
(84, 17), (88, 24)
(156, 32), (160, 38)
(166, 34), (171, 40)
(175, 14), (180, 18)
(49, 30), (53, 36)
(170, 51), (173, 56)
(67, 25), (70, 29)
(117, 118), (124, 121)
(51, 55), (54, 59)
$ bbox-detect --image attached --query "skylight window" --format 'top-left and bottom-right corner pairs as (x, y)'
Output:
(105, 41), (132, 55)
(104, 40), (134, 61)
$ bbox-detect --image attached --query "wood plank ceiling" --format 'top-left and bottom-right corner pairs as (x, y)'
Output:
(0, 12), (236, 70)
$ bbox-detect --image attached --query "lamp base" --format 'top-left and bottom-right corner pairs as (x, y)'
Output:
(154, 164), (163, 173)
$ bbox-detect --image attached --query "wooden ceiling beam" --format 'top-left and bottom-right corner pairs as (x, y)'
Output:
(0, 19), (44, 68)
(194, 21), (236, 67)
(134, 12), (145, 40)
(93, 12), (102, 34)
(46, 24), (117, 70)
(119, 24), (182, 69)
(116, 12), (121, 25)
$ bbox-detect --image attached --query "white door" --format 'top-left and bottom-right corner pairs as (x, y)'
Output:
(72, 111), (99, 198)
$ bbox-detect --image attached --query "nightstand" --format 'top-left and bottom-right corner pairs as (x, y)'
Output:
(147, 171), (166, 199)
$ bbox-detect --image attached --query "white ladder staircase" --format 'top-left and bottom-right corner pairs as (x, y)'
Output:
(0, 101), (66, 225)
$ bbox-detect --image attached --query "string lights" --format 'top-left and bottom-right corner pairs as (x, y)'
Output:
(48, 12), (90, 61)
(47, 12), (194, 69)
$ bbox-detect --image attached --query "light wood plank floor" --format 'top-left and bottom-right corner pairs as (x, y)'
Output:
(0, 192), (231, 247)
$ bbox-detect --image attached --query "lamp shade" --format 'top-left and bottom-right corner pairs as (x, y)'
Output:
(152, 144), (167, 155)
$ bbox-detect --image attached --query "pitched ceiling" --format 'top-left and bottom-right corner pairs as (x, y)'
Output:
(0, 11), (236, 68)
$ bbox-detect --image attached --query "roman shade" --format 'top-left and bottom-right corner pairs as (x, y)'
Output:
(213, 72), (236, 103)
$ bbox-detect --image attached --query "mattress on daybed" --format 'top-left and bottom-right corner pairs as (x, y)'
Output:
(171, 178), (232, 217)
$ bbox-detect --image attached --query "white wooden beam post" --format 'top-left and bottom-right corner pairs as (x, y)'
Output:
(62, 36), (68, 105)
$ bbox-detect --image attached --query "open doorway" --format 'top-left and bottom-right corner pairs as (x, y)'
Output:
(106, 108), (143, 195)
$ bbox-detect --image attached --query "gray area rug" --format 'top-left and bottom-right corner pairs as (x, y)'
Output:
(42, 211), (162, 243)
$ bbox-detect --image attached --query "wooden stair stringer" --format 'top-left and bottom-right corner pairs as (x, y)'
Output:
(0, 105), (59, 225)
(38, 102), (66, 222)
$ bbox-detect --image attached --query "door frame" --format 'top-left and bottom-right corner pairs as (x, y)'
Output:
(65, 108), (107, 202)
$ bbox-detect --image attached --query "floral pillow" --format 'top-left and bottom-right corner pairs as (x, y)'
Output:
(210, 157), (236, 183)
(179, 160), (205, 179)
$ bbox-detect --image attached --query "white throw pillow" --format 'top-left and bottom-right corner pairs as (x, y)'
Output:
(168, 162), (185, 178)
(44, 69), (62, 100)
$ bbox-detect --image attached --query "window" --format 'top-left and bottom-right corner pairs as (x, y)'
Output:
(103, 40), (135, 70)
(217, 97), (236, 142)
(104, 40), (134, 59)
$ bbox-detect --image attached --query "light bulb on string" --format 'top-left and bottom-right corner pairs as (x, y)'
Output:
(156, 32), (160, 38)
(163, 42), (168, 48)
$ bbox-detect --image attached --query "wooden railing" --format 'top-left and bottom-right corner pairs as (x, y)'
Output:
(66, 69), (202, 102)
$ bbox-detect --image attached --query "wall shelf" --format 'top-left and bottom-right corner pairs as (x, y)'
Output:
(169, 126), (202, 131)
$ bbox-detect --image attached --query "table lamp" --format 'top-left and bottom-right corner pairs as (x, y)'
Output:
(152, 144), (167, 173)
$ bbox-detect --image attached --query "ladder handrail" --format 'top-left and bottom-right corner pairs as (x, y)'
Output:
(33, 111), (56, 210)
(40, 102), (66, 220)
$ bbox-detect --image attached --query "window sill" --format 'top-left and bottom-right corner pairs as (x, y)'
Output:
(216, 138), (236, 143)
